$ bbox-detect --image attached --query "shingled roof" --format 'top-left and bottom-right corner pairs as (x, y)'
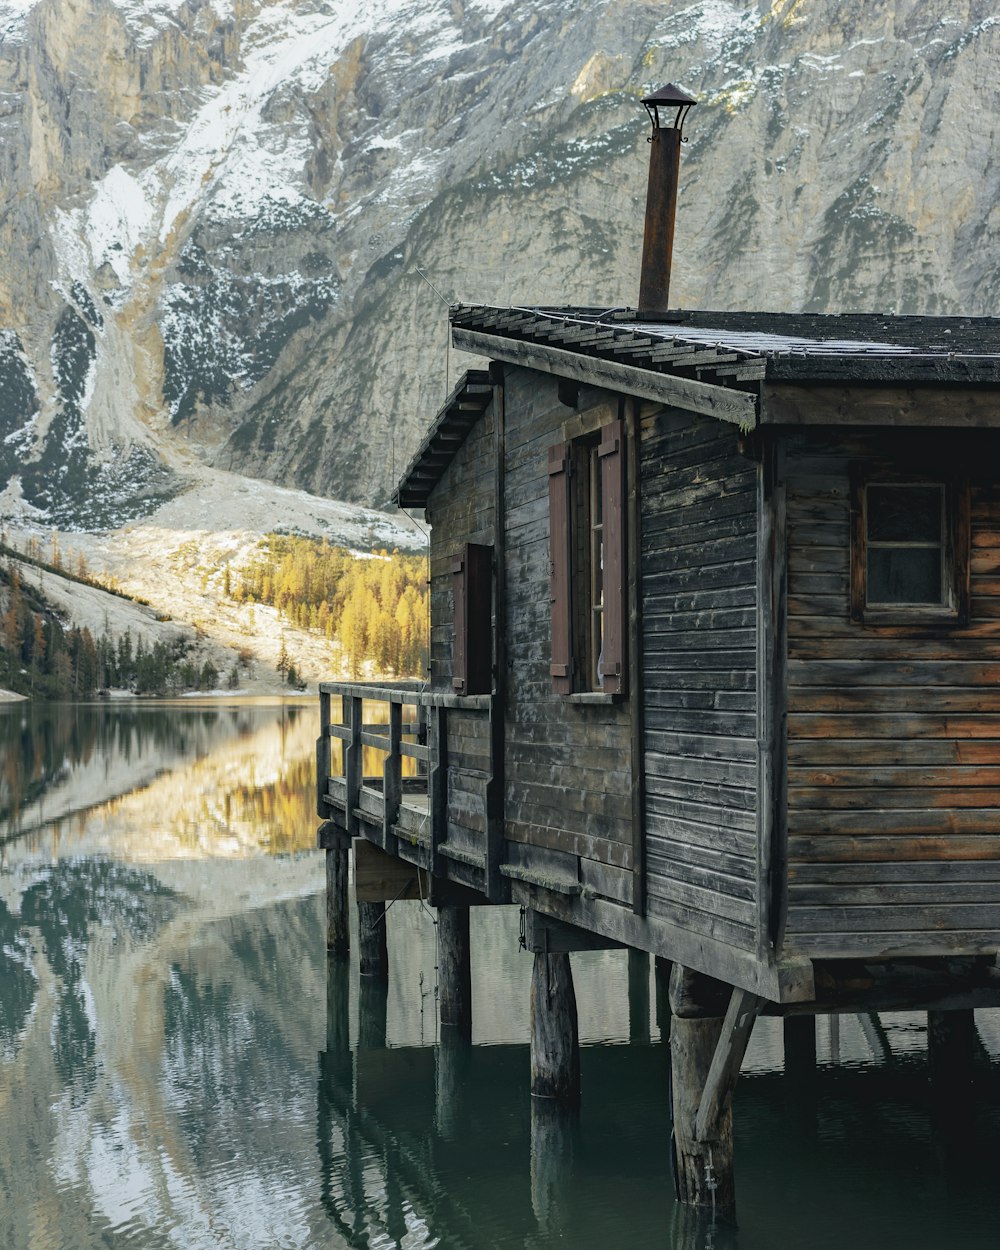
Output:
(452, 305), (1000, 385)
(395, 305), (1000, 506)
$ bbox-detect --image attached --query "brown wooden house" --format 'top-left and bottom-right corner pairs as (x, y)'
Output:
(316, 89), (1000, 1213)
(324, 307), (1000, 992)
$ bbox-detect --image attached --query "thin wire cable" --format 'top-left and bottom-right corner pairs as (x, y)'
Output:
(415, 267), (453, 396)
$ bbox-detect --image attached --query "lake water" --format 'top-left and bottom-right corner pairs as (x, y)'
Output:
(2, 700), (1000, 1249)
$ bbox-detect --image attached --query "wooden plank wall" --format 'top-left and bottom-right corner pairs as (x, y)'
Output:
(429, 404), (496, 694)
(427, 402), (497, 872)
(501, 368), (635, 907)
(784, 428), (1000, 957)
(639, 406), (760, 952)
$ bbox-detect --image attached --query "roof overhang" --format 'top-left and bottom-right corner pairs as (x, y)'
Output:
(451, 304), (1000, 404)
(452, 325), (758, 430)
(452, 306), (761, 432)
(394, 369), (493, 509)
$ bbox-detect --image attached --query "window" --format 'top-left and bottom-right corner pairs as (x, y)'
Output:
(851, 471), (969, 624)
(548, 419), (626, 695)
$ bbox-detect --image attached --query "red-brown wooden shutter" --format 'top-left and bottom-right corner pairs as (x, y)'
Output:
(452, 551), (467, 693)
(548, 442), (573, 694)
(598, 419), (626, 695)
(453, 543), (493, 695)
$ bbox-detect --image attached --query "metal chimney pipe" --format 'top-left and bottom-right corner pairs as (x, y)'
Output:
(638, 84), (697, 317)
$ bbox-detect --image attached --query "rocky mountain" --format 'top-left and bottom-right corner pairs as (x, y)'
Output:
(1, 0), (999, 529)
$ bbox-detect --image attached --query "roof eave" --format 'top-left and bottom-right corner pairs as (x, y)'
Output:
(393, 368), (494, 509)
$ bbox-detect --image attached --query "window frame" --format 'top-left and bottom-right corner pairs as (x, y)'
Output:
(548, 412), (627, 698)
(850, 464), (970, 626)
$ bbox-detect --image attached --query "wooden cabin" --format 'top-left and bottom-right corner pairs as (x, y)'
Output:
(322, 304), (1000, 991)
(317, 304), (1000, 1206)
(316, 89), (1000, 1214)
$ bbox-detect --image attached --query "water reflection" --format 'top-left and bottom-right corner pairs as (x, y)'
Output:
(1, 703), (1000, 1248)
(0, 699), (318, 857)
(0, 896), (35, 1059)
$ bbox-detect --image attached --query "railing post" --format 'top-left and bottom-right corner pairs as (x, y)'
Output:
(416, 702), (428, 783)
(485, 692), (504, 902)
(316, 688), (331, 818)
(383, 698), (403, 849)
(429, 704), (448, 877)
(344, 694), (363, 837)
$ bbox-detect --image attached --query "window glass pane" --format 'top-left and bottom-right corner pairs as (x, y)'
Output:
(591, 452), (603, 528)
(868, 547), (942, 605)
(867, 485), (942, 543)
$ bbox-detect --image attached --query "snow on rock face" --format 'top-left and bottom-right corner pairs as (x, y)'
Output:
(1, 0), (1000, 530)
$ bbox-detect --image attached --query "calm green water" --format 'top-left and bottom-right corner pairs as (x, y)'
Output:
(1, 700), (1000, 1249)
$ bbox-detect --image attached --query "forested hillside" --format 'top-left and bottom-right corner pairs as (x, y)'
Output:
(0, 538), (429, 698)
(233, 538), (428, 680)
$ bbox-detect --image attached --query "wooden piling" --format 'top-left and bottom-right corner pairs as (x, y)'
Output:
(655, 956), (673, 1039)
(530, 951), (580, 1106)
(357, 971), (388, 1052)
(357, 900), (389, 980)
(435, 1025), (470, 1140)
(325, 953), (350, 1057)
(928, 1008), (977, 1086)
(628, 948), (650, 1042)
(438, 906), (472, 1035)
(325, 845), (349, 956)
(783, 1015), (816, 1080)
(670, 1010), (732, 1211)
(667, 965), (760, 1217)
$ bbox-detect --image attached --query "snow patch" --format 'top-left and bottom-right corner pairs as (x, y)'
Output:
(84, 166), (155, 285)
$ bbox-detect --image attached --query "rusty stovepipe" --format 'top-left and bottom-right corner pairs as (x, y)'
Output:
(637, 83), (697, 317)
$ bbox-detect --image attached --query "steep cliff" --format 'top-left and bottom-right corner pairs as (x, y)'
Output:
(1, 0), (998, 524)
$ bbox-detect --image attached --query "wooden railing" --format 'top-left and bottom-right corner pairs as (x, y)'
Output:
(317, 681), (497, 893)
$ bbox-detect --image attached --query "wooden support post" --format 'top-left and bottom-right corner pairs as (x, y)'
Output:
(655, 956), (673, 1039)
(383, 699), (403, 849)
(485, 692), (504, 903)
(435, 1024), (470, 1141)
(670, 1010), (731, 1211)
(783, 1015), (816, 1080)
(668, 966), (760, 1215)
(357, 899), (389, 980)
(316, 688), (331, 819)
(429, 706), (448, 877)
(694, 987), (761, 1144)
(628, 948), (650, 1042)
(530, 951), (580, 1106)
(344, 694), (363, 838)
(325, 952), (350, 1057)
(438, 906), (472, 1035)
(357, 969), (388, 1051)
(325, 844), (349, 956)
(927, 1009), (977, 1087)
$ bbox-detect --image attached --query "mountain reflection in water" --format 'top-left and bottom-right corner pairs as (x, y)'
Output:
(1, 701), (1000, 1248)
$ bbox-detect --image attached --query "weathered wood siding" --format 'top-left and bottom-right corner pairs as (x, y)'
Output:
(426, 399), (497, 876)
(429, 403), (496, 695)
(501, 368), (634, 907)
(639, 407), (759, 952)
(784, 428), (1000, 957)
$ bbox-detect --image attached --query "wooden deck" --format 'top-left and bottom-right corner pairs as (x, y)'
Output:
(317, 681), (495, 893)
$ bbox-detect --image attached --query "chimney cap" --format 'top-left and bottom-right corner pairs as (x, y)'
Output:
(641, 83), (697, 134)
(641, 83), (698, 107)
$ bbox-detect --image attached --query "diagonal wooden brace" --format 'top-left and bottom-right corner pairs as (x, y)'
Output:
(694, 987), (764, 1143)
